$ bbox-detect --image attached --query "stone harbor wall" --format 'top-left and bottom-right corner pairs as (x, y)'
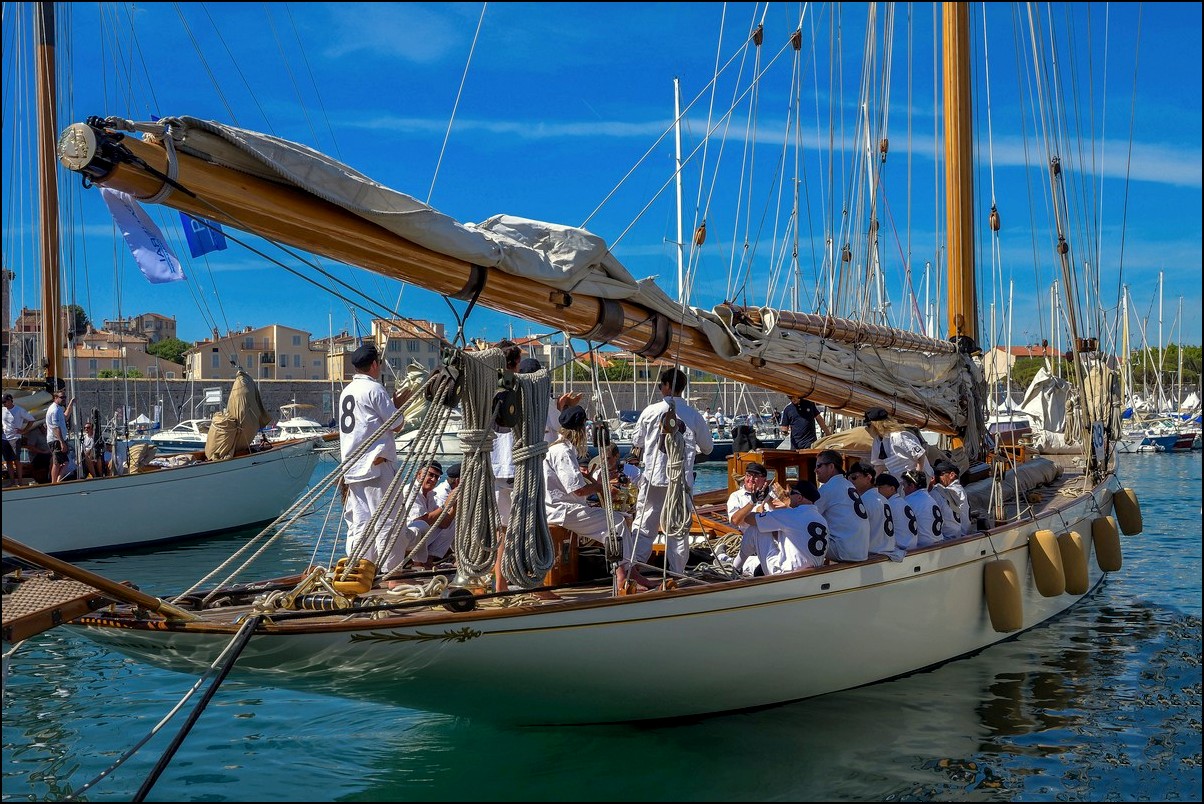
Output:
(60, 378), (789, 429)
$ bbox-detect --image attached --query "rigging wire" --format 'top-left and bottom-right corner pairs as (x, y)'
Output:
(428, 2), (487, 206)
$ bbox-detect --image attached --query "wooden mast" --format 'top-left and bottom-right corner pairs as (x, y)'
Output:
(942, 2), (977, 348)
(35, 1), (63, 389)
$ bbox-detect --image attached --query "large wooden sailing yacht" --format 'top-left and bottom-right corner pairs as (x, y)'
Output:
(23, 2), (1141, 723)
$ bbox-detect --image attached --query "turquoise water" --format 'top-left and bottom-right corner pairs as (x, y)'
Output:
(3, 453), (1201, 802)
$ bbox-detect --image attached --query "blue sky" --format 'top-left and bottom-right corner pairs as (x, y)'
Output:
(3, 2), (1200, 354)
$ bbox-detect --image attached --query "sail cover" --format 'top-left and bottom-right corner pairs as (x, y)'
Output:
(130, 116), (982, 436)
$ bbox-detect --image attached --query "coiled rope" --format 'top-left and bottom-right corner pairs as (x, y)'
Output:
(452, 347), (506, 581)
(660, 402), (696, 567)
(501, 368), (555, 587)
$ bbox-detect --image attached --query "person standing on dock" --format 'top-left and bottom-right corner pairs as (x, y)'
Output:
(2, 393), (36, 483)
(339, 342), (410, 573)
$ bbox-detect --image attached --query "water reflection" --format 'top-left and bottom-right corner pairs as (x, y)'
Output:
(4, 460), (1200, 802)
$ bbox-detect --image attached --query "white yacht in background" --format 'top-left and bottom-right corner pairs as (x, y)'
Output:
(149, 418), (211, 454)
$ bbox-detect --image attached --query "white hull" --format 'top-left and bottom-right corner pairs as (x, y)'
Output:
(2, 440), (318, 557)
(75, 475), (1121, 724)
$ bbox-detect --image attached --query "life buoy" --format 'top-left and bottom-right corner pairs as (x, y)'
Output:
(1057, 531), (1089, 595)
(1029, 529), (1066, 597)
(1113, 487), (1143, 535)
(1091, 515), (1123, 572)
(984, 559), (1023, 633)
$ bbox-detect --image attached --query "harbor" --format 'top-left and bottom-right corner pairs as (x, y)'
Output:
(2, 1), (1201, 800)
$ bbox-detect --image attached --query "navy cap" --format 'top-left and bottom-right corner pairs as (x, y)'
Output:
(863, 407), (889, 423)
(558, 405), (587, 430)
(743, 461), (767, 477)
(446, 462), (461, 479)
(422, 459), (443, 476)
(933, 459), (958, 476)
(791, 480), (821, 502)
(517, 357), (542, 374)
(350, 342), (379, 368)
(875, 473), (900, 489)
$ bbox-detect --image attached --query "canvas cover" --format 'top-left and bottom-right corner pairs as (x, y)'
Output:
(132, 117), (983, 441)
(205, 369), (270, 460)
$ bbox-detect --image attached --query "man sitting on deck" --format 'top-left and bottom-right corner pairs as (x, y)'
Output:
(812, 449), (871, 562)
(753, 480), (829, 573)
(545, 405), (653, 592)
(725, 461), (779, 576)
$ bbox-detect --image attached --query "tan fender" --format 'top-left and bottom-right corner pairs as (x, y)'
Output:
(1092, 515), (1123, 572)
(984, 559), (1023, 633)
(1057, 531), (1089, 595)
(1114, 487), (1143, 535)
(1029, 529), (1066, 597)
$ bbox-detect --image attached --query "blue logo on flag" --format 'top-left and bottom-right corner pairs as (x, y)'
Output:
(180, 212), (228, 258)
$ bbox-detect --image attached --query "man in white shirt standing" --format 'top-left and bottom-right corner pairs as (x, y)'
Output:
(45, 389), (75, 484)
(3, 393), (36, 483)
(629, 367), (714, 577)
(339, 342), (409, 573)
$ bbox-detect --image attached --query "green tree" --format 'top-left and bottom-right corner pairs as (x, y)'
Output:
(146, 336), (191, 365)
(66, 304), (90, 336)
(97, 368), (144, 379)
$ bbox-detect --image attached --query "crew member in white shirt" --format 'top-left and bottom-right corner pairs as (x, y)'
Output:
(339, 342), (410, 573)
(629, 367), (714, 576)
(864, 407), (932, 480)
(545, 405), (652, 593)
(812, 449), (871, 562)
(846, 462), (904, 561)
(2, 393), (36, 482)
(901, 469), (944, 547)
(725, 461), (778, 576)
(754, 480), (829, 573)
(931, 459), (971, 539)
(875, 473), (919, 552)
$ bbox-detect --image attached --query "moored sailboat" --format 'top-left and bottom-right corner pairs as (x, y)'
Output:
(1, 2), (320, 557)
(44, 2), (1142, 724)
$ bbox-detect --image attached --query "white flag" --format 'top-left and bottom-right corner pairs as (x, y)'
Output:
(100, 188), (186, 284)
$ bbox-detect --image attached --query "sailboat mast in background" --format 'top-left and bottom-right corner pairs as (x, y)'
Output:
(35, 0), (62, 390)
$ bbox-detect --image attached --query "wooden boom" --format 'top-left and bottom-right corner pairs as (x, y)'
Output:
(59, 122), (961, 432)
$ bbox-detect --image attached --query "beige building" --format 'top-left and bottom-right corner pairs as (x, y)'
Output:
(66, 345), (183, 379)
(185, 324), (327, 381)
(77, 326), (150, 351)
(316, 318), (448, 383)
(103, 312), (178, 344)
